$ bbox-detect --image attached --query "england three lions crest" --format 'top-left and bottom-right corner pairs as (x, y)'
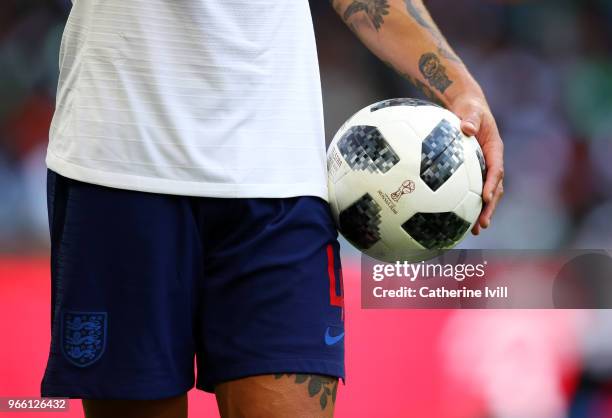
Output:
(61, 311), (107, 367)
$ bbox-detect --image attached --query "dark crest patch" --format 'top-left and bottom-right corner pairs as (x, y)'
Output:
(420, 119), (464, 191)
(370, 98), (440, 112)
(337, 125), (400, 174)
(339, 194), (382, 250)
(61, 311), (107, 367)
(401, 212), (471, 250)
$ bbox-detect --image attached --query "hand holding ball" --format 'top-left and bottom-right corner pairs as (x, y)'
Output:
(327, 99), (485, 262)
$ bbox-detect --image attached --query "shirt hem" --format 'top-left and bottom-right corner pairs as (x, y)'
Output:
(46, 151), (329, 201)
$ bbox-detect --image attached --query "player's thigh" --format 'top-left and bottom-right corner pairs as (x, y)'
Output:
(194, 196), (345, 394)
(42, 170), (199, 400)
(215, 374), (338, 418)
(82, 393), (188, 418)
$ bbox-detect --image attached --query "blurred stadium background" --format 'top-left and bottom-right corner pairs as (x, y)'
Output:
(1, 0), (612, 417)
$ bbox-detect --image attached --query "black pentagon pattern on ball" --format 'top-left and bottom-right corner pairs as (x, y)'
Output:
(339, 194), (382, 250)
(370, 98), (441, 112)
(401, 212), (471, 250)
(475, 147), (486, 182)
(337, 125), (400, 173)
(420, 119), (464, 191)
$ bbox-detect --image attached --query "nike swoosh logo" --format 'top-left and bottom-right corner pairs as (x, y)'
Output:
(324, 327), (345, 346)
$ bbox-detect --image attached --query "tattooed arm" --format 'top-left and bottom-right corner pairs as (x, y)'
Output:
(331, 0), (466, 103)
(332, 0), (504, 234)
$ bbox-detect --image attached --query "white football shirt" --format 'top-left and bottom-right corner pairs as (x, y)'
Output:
(47, 0), (328, 199)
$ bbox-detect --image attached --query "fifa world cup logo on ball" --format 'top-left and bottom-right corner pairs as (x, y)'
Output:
(391, 180), (416, 202)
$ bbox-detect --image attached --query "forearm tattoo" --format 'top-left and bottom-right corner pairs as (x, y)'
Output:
(274, 374), (339, 411)
(404, 0), (461, 63)
(383, 60), (446, 107)
(343, 0), (390, 31)
(419, 52), (452, 93)
(409, 74), (446, 106)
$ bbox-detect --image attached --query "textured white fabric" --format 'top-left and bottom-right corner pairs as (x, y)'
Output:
(47, 0), (327, 199)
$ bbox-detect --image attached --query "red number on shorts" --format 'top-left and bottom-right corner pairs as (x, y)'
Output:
(326, 244), (344, 319)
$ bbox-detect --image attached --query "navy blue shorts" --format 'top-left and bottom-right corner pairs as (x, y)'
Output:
(41, 170), (344, 399)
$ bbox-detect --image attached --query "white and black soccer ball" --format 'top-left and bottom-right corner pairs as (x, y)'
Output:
(327, 98), (486, 262)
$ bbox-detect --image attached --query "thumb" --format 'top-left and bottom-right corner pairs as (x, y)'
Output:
(461, 117), (480, 137)
(453, 100), (484, 137)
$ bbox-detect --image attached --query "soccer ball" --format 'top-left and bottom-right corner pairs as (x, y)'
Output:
(327, 98), (486, 262)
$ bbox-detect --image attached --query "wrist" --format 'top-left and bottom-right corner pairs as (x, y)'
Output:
(443, 69), (485, 107)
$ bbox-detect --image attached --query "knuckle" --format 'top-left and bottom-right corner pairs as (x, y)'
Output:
(468, 97), (485, 109)
(459, 98), (484, 115)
